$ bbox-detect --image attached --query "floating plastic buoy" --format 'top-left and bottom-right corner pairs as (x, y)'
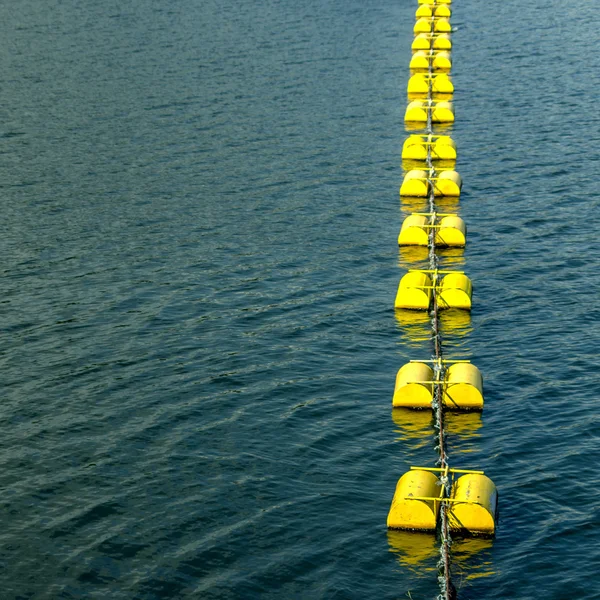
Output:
(433, 170), (462, 196)
(438, 273), (472, 310)
(443, 362), (484, 410)
(408, 73), (454, 95)
(414, 17), (452, 34)
(399, 170), (461, 197)
(410, 50), (452, 71)
(400, 169), (429, 196)
(387, 470), (440, 530)
(436, 215), (466, 247)
(415, 4), (451, 18)
(405, 100), (454, 123)
(398, 214), (466, 247)
(401, 134), (456, 161)
(448, 474), (497, 535)
(392, 362), (434, 408)
(395, 271), (432, 310)
(412, 33), (452, 51)
(417, 0), (451, 4)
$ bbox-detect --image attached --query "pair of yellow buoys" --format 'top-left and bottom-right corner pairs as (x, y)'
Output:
(410, 50), (452, 71)
(395, 271), (472, 310)
(412, 33), (452, 51)
(414, 17), (452, 34)
(400, 169), (461, 197)
(416, 4), (451, 18)
(417, 0), (451, 4)
(393, 361), (483, 410)
(405, 100), (454, 123)
(402, 134), (456, 160)
(387, 469), (497, 535)
(408, 73), (454, 95)
(399, 214), (466, 247)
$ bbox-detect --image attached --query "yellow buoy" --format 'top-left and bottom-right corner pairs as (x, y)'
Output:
(401, 135), (457, 161)
(432, 100), (454, 122)
(412, 33), (452, 51)
(405, 100), (428, 122)
(443, 362), (484, 410)
(387, 470), (440, 530)
(392, 362), (434, 408)
(400, 169), (428, 197)
(418, 0), (451, 4)
(414, 18), (434, 34)
(407, 73), (454, 95)
(410, 50), (452, 71)
(433, 50), (452, 70)
(415, 4), (452, 18)
(395, 271), (432, 310)
(434, 18), (452, 33)
(435, 215), (466, 247)
(438, 273), (472, 310)
(448, 474), (497, 535)
(433, 170), (461, 196)
(398, 214), (429, 246)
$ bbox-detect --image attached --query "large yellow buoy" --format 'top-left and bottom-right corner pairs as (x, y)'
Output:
(432, 100), (454, 122)
(387, 470), (440, 530)
(400, 169), (429, 196)
(409, 50), (452, 71)
(433, 170), (462, 196)
(438, 273), (472, 310)
(436, 215), (466, 247)
(407, 73), (454, 95)
(398, 214), (429, 246)
(448, 474), (497, 535)
(392, 362), (434, 408)
(401, 134), (456, 161)
(404, 100), (454, 123)
(415, 4), (452, 18)
(412, 33), (452, 51)
(443, 362), (484, 410)
(395, 271), (432, 310)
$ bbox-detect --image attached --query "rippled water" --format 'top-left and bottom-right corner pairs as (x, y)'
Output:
(1, 0), (599, 598)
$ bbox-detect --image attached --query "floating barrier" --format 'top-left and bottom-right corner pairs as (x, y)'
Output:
(415, 4), (451, 18)
(387, 469), (440, 530)
(408, 73), (454, 95)
(438, 272), (472, 310)
(398, 213), (466, 247)
(417, 0), (451, 4)
(449, 474), (498, 535)
(392, 360), (483, 410)
(412, 33), (452, 51)
(405, 99), (454, 123)
(394, 271), (432, 310)
(388, 468), (497, 535)
(410, 50), (452, 71)
(402, 134), (456, 160)
(399, 169), (462, 196)
(395, 270), (471, 310)
(414, 17), (452, 34)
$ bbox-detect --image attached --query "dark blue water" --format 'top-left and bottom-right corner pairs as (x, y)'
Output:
(1, 0), (599, 598)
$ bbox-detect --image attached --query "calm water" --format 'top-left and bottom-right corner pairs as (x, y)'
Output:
(1, 0), (599, 598)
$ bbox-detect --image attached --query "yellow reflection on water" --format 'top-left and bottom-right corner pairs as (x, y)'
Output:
(451, 536), (496, 582)
(437, 247), (465, 268)
(402, 158), (457, 172)
(445, 411), (482, 438)
(391, 408), (433, 449)
(387, 530), (438, 572)
(394, 309), (431, 345)
(439, 309), (472, 338)
(398, 246), (429, 269)
(400, 195), (429, 212)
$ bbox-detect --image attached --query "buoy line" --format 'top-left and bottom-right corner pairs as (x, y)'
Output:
(387, 2), (498, 599)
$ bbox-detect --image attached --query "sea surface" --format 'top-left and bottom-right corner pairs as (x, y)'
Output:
(1, 0), (599, 598)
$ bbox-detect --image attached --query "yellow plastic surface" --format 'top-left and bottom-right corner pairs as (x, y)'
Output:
(414, 18), (434, 33)
(399, 214), (429, 246)
(400, 169), (428, 197)
(410, 50), (452, 71)
(395, 271), (432, 310)
(438, 273), (472, 310)
(418, 0), (451, 4)
(404, 100), (428, 122)
(432, 100), (454, 122)
(392, 362), (434, 408)
(433, 34), (452, 50)
(433, 51), (452, 70)
(434, 170), (461, 196)
(434, 18), (452, 32)
(407, 74), (454, 95)
(436, 215), (466, 247)
(443, 362), (484, 410)
(448, 474), (497, 535)
(412, 33), (452, 51)
(401, 135), (456, 160)
(387, 470), (440, 530)
(415, 4), (451, 17)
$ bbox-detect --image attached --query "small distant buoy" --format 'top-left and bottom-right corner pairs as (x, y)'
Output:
(412, 33), (452, 51)
(395, 271), (432, 310)
(399, 170), (461, 197)
(443, 362), (484, 410)
(449, 474), (497, 535)
(401, 134), (456, 160)
(415, 4), (451, 18)
(405, 100), (454, 123)
(409, 50), (452, 71)
(387, 470), (440, 530)
(438, 273), (472, 310)
(392, 361), (434, 408)
(417, 0), (451, 4)
(408, 73), (454, 95)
